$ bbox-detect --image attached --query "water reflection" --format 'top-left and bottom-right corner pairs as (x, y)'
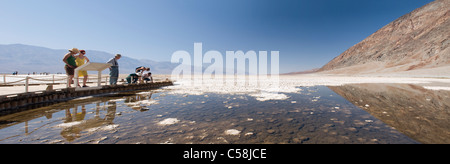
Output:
(0, 83), (448, 144)
(329, 84), (450, 144)
(0, 95), (123, 143)
(60, 102), (116, 142)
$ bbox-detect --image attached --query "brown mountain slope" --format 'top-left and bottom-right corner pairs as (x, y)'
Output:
(319, 0), (450, 75)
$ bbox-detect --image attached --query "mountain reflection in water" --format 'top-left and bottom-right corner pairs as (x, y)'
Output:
(329, 84), (450, 144)
(0, 83), (448, 144)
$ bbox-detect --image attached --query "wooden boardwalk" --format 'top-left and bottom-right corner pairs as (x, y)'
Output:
(0, 81), (173, 116)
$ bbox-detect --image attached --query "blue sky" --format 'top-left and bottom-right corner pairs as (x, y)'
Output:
(0, 0), (433, 73)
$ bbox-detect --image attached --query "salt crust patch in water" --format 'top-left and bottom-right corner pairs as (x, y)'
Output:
(56, 121), (84, 128)
(249, 92), (289, 101)
(86, 124), (119, 133)
(225, 129), (241, 135)
(158, 118), (180, 126)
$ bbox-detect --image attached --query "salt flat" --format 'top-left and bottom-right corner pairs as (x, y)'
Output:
(2, 74), (449, 97)
(166, 74), (450, 102)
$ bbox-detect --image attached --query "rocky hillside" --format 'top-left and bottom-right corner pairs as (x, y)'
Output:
(319, 0), (450, 75)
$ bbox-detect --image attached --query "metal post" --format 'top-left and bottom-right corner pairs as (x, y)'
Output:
(66, 76), (69, 88)
(98, 71), (102, 87)
(74, 70), (79, 88)
(25, 76), (29, 92)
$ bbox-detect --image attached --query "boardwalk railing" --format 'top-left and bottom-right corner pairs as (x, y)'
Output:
(1, 74), (169, 95)
(0, 74), (110, 93)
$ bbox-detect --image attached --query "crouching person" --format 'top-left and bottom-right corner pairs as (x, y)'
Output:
(126, 73), (139, 84)
(143, 72), (153, 83)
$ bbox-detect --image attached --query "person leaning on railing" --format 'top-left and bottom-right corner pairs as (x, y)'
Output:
(106, 54), (121, 85)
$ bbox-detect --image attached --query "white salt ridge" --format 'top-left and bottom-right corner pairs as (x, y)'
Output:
(423, 86), (450, 91)
(158, 118), (180, 126)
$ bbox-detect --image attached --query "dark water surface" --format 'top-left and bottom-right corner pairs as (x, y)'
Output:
(0, 83), (448, 144)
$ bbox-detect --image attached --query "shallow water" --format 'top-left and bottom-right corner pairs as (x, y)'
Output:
(0, 83), (448, 144)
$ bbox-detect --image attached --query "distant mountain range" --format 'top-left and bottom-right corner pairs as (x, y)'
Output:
(0, 44), (177, 75)
(319, 0), (450, 76)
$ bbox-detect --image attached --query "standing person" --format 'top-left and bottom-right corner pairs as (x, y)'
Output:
(76, 50), (90, 87)
(63, 48), (79, 87)
(107, 54), (121, 85)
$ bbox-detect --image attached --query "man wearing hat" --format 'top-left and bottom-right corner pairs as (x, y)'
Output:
(107, 54), (121, 85)
(63, 48), (79, 87)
